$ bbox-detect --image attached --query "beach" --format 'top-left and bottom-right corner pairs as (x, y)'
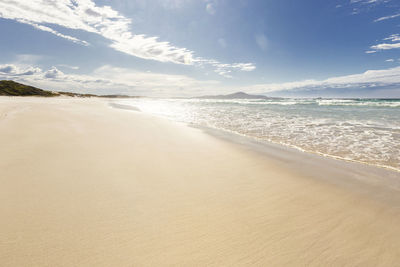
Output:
(1, 96), (400, 266)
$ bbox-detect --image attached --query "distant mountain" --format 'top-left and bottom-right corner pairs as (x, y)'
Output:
(0, 80), (58, 97)
(0, 80), (142, 98)
(195, 91), (275, 99)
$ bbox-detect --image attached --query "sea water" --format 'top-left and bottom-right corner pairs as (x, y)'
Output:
(115, 98), (400, 171)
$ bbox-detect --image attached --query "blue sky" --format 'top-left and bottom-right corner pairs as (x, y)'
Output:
(0, 0), (400, 97)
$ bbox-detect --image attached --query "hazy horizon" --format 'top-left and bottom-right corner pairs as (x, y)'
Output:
(0, 0), (400, 98)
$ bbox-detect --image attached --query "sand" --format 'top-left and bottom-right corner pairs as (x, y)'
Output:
(1, 96), (400, 266)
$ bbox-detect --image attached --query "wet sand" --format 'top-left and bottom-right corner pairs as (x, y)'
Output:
(1, 97), (400, 266)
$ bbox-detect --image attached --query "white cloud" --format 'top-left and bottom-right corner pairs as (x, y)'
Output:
(93, 65), (218, 90)
(371, 42), (400, 50)
(386, 59), (394, 62)
(350, 0), (385, 4)
(374, 13), (400, 22)
(0, 64), (42, 76)
(370, 34), (400, 51)
(44, 67), (64, 79)
(0, 0), (255, 76)
(0, 0), (191, 64)
(194, 58), (256, 78)
(245, 66), (400, 94)
(350, 0), (392, 15)
(0, 63), (222, 96)
(231, 63), (256, 72)
(384, 34), (400, 42)
(28, 22), (89, 46)
(365, 50), (377, 53)
(2, 63), (400, 96)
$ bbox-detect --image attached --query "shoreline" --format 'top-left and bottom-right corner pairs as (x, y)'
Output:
(198, 124), (400, 204)
(2, 97), (400, 266)
(109, 101), (400, 174)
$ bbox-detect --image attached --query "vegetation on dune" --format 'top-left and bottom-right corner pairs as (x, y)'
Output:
(0, 80), (58, 97)
(57, 91), (97, 97)
(0, 80), (142, 98)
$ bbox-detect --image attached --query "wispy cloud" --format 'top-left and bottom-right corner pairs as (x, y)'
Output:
(0, 0), (255, 76)
(350, 0), (394, 15)
(384, 34), (400, 42)
(0, 0), (193, 64)
(195, 58), (255, 78)
(374, 13), (400, 22)
(350, 0), (387, 5)
(28, 22), (89, 46)
(369, 34), (400, 51)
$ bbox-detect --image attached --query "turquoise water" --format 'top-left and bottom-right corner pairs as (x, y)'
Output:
(116, 98), (400, 171)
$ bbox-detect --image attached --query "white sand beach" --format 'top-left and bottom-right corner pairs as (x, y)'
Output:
(1, 97), (400, 266)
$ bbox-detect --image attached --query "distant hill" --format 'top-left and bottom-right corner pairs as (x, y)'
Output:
(0, 80), (142, 98)
(196, 91), (275, 99)
(0, 80), (58, 97)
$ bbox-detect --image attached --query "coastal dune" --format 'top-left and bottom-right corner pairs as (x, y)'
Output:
(1, 97), (400, 266)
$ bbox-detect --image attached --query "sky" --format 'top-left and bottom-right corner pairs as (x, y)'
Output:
(0, 0), (400, 97)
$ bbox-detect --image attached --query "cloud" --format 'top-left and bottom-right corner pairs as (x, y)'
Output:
(28, 22), (89, 46)
(365, 50), (377, 53)
(231, 63), (256, 72)
(374, 13), (400, 22)
(0, 0), (191, 64)
(0, 64), (42, 76)
(245, 66), (400, 94)
(350, 0), (386, 4)
(384, 34), (400, 42)
(0, 65), (18, 74)
(386, 59), (394, 62)
(93, 65), (218, 89)
(369, 34), (400, 51)
(371, 42), (400, 50)
(350, 0), (394, 15)
(0, 0), (254, 76)
(44, 67), (64, 79)
(0, 63), (221, 96)
(194, 58), (256, 78)
(2, 63), (400, 97)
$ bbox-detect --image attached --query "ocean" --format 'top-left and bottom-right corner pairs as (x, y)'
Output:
(115, 98), (400, 171)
